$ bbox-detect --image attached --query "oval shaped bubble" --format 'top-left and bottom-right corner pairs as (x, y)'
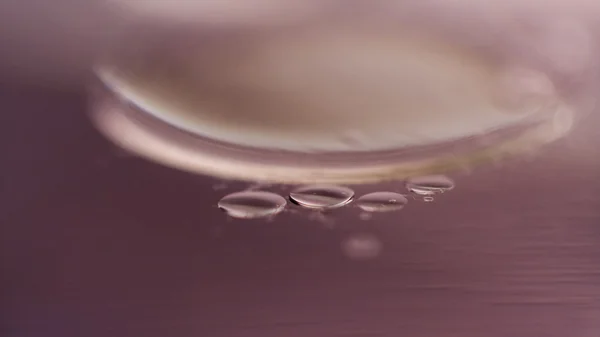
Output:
(218, 191), (286, 219)
(289, 185), (354, 210)
(405, 175), (455, 196)
(356, 192), (408, 212)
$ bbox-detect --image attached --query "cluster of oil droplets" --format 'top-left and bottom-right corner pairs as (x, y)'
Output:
(217, 175), (454, 260)
(217, 175), (455, 219)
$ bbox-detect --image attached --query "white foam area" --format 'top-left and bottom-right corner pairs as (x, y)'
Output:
(98, 30), (543, 153)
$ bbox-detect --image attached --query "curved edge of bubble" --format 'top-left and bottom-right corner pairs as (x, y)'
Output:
(89, 88), (575, 185)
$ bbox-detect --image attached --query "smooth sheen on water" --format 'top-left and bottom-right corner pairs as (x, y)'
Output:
(405, 175), (455, 196)
(356, 192), (408, 212)
(289, 185), (354, 209)
(218, 191), (286, 219)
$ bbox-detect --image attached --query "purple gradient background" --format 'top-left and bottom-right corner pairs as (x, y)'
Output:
(3, 1), (600, 336)
(2, 81), (600, 337)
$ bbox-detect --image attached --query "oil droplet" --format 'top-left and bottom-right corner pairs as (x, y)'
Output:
(356, 192), (408, 212)
(289, 185), (354, 209)
(218, 191), (286, 219)
(405, 175), (454, 196)
(423, 196), (434, 202)
(342, 233), (382, 261)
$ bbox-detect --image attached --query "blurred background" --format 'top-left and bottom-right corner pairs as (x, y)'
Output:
(3, 1), (600, 336)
